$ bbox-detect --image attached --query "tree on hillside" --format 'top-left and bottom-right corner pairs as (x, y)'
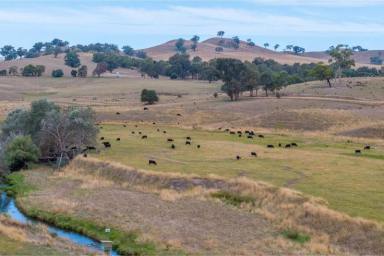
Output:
(122, 45), (135, 56)
(141, 89), (159, 105)
(217, 31), (225, 38)
(232, 36), (240, 49)
(352, 46), (368, 52)
(32, 42), (44, 53)
(71, 70), (78, 77)
(286, 45), (293, 51)
(274, 44), (280, 51)
(260, 72), (273, 96)
(292, 46), (305, 55)
(65, 51), (81, 68)
(135, 50), (147, 59)
(328, 44), (355, 81)
(246, 39), (255, 47)
(264, 43), (269, 49)
(93, 62), (108, 77)
(215, 47), (224, 54)
(190, 35), (200, 52)
(0, 45), (17, 60)
(52, 69), (64, 78)
(8, 66), (18, 76)
(175, 38), (187, 54)
(16, 47), (27, 59)
(78, 65), (88, 77)
(310, 63), (334, 87)
(21, 64), (45, 77)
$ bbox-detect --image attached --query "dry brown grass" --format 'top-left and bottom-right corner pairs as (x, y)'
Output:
(55, 157), (384, 255)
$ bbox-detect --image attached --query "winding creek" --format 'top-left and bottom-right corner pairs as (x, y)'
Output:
(0, 191), (118, 256)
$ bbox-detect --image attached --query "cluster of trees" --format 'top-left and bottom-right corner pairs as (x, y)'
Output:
(21, 64), (46, 77)
(0, 99), (98, 173)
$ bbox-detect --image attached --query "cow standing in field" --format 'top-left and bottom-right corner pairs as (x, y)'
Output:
(149, 160), (157, 165)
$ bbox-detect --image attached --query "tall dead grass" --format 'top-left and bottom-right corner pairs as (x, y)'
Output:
(66, 157), (384, 255)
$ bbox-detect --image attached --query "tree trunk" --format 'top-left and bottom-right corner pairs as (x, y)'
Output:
(265, 89), (268, 97)
(327, 78), (332, 88)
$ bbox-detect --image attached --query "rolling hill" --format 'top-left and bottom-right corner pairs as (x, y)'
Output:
(304, 50), (384, 66)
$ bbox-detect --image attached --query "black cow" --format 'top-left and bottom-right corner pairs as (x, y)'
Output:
(123, 125), (127, 127)
(238, 134), (242, 137)
(267, 145), (274, 148)
(258, 134), (265, 138)
(185, 141), (191, 145)
(144, 107), (149, 110)
(100, 137), (105, 140)
(152, 122), (156, 125)
(278, 143), (282, 147)
(87, 146), (96, 150)
(230, 131), (236, 135)
(157, 129), (160, 132)
(355, 149), (362, 154)
(131, 131), (135, 134)
(83, 153), (88, 158)
(285, 144), (291, 148)
(116, 112), (120, 115)
(142, 135), (148, 139)
(186, 136), (192, 140)
(163, 131), (167, 134)
(149, 160), (157, 165)
(236, 155), (241, 160)
(167, 138), (174, 142)
(171, 144), (176, 149)
(139, 131), (142, 134)
(135, 125), (138, 127)
(291, 143), (298, 147)
(251, 152), (257, 157)
(237, 131), (242, 134)
(197, 145), (201, 149)
(364, 145), (371, 150)
(116, 138), (121, 141)
(247, 136), (253, 139)
(177, 113), (182, 116)
(102, 142), (111, 148)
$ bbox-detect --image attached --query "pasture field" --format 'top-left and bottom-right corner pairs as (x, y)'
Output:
(95, 123), (384, 222)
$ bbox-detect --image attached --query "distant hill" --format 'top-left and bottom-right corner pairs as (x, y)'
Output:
(304, 50), (384, 66)
(141, 37), (323, 65)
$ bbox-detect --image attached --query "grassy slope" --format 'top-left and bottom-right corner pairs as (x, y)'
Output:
(0, 236), (64, 256)
(95, 123), (384, 222)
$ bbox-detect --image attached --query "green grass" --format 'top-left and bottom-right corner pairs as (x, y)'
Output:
(211, 191), (255, 207)
(281, 230), (311, 244)
(95, 123), (384, 223)
(5, 172), (36, 196)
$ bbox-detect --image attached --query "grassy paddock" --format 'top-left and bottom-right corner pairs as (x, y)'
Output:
(95, 123), (384, 222)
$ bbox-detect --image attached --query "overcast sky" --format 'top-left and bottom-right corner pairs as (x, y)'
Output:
(0, 0), (383, 51)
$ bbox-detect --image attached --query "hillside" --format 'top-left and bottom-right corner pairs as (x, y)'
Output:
(142, 37), (324, 64)
(305, 50), (384, 66)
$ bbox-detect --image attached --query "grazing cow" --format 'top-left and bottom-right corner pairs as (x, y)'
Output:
(131, 131), (135, 134)
(102, 142), (111, 148)
(171, 144), (176, 149)
(236, 155), (241, 160)
(267, 145), (274, 148)
(100, 137), (104, 140)
(186, 136), (192, 140)
(144, 107), (149, 110)
(123, 125), (127, 127)
(355, 149), (362, 154)
(247, 136), (253, 139)
(230, 131), (236, 135)
(251, 152), (257, 157)
(167, 138), (174, 142)
(278, 143), (282, 147)
(291, 143), (298, 147)
(258, 134), (265, 138)
(364, 145), (371, 150)
(135, 125), (138, 127)
(139, 131), (142, 134)
(177, 113), (182, 116)
(237, 131), (242, 134)
(87, 146), (96, 150)
(157, 129), (160, 132)
(116, 112), (120, 115)
(142, 135), (148, 139)
(224, 129), (230, 132)
(148, 160), (157, 165)
(285, 144), (291, 148)
(152, 122), (156, 125)
(218, 127), (222, 130)
(185, 141), (191, 145)
(83, 153), (88, 158)
(238, 134), (242, 137)
(197, 145), (201, 149)
(163, 131), (167, 134)
(116, 138), (121, 141)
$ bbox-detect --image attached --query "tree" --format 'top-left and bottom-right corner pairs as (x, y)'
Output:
(370, 56), (383, 65)
(292, 46), (305, 55)
(216, 58), (246, 101)
(352, 46), (368, 52)
(141, 89), (159, 105)
(52, 69), (64, 78)
(4, 136), (39, 172)
(78, 65), (88, 77)
(286, 45), (293, 51)
(264, 43), (269, 49)
(135, 50), (147, 59)
(122, 45), (135, 56)
(175, 38), (186, 54)
(217, 31), (225, 38)
(241, 64), (259, 97)
(246, 39), (255, 47)
(0, 45), (17, 60)
(310, 63), (334, 87)
(190, 56), (203, 79)
(53, 47), (62, 58)
(274, 44), (280, 51)
(64, 51), (81, 68)
(215, 47), (224, 53)
(93, 62), (108, 77)
(190, 35), (200, 52)
(232, 36), (240, 49)
(328, 44), (355, 80)
(71, 70), (78, 77)
(8, 66), (18, 76)
(21, 64), (45, 77)
(32, 42), (44, 53)
(16, 47), (27, 59)
(36, 65), (45, 76)
(260, 72), (273, 96)
(168, 54), (191, 79)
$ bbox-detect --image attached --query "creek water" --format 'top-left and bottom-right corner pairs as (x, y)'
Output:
(0, 191), (118, 256)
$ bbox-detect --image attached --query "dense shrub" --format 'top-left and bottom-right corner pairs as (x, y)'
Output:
(4, 136), (40, 172)
(52, 69), (64, 77)
(21, 64), (45, 77)
(141, 89), (159, 104)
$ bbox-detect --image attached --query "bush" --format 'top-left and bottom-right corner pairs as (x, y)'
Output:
(170, 73), (178, 80)
(71, 70), (77, 77)
(141, 89), (159, 105)
(64, 51), (81, 68)
(78, 65), (88, 77)
(21, 64), (45, 77)
(52, 69), (64, 77)
(4, 136), (40, 172)
(282, 230), (310, 244)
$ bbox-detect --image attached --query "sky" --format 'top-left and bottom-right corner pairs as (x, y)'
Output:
(0, 0), (383, 51)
